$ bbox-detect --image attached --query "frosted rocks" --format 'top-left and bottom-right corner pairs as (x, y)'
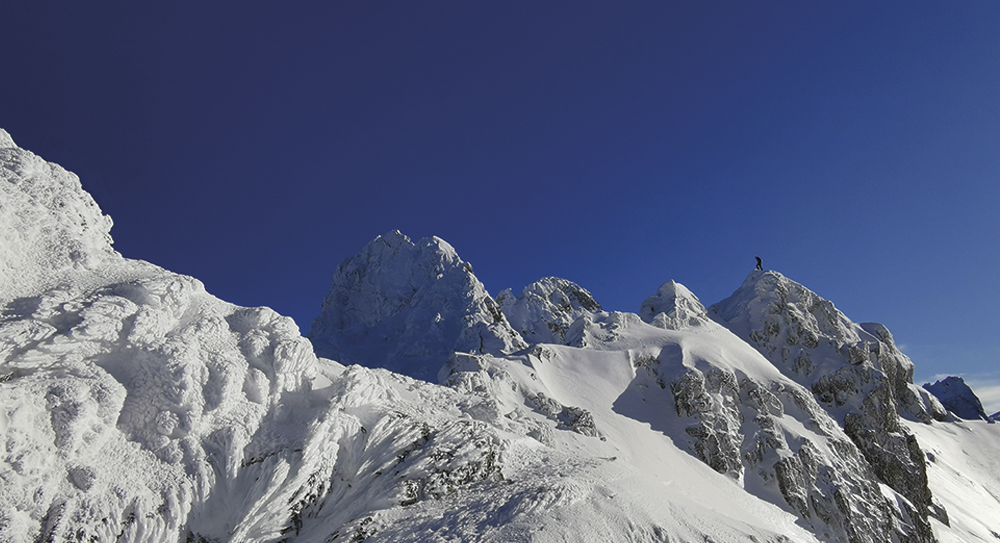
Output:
(710, 270), (947, 541)
(497, 277), (602, 346)
(0, 135), (116, 303)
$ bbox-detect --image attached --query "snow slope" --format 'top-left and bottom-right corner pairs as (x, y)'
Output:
(4, 128), (1000, 542)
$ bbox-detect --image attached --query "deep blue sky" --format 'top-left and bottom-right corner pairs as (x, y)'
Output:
(3, 2), (999, 405)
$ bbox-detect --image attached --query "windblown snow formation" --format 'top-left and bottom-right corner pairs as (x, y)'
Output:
(3, 128), (1000, 543)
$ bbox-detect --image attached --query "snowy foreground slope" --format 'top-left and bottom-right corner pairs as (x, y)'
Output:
(2, 129), (999, 543)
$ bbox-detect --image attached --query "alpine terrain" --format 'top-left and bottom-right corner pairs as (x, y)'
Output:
(2, 128), (999, 542)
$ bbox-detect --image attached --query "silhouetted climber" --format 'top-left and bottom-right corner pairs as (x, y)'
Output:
(755, 256), (763, 271)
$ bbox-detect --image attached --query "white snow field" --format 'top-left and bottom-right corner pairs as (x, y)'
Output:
(2, 128), (999, 542)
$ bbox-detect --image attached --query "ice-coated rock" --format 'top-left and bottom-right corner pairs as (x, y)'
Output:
(497, 276), (601, 346)
(0, 133), (117, 304)
(308, 231), (527, 382)
(0, 128), (16, 148)
(709, 270), (948, 541)
(923, 376), (994, 423)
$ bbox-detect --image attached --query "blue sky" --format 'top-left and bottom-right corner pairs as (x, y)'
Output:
(3, 2), (999, 410)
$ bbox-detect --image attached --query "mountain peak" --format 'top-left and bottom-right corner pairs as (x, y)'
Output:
(0, 128), (15, 148)
(497, 277), (601, 345)
(307, 232), (525, 381)
(710, 269), (950, 538)
(639, 280), (711, 329)
(923, 376), (994, 423)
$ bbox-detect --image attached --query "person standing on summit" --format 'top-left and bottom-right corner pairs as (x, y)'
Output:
(755, 256), (763, 271)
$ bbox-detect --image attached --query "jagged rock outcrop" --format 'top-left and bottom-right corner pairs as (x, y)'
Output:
(923, 376), (994, 423)
(631, 280), (906, 542)
(307, 231), (527, 382)
(709, 271), (948, 541)
(497, 277), (601, 346)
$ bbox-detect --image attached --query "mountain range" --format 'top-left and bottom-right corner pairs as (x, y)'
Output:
(2, 128), (999, 542)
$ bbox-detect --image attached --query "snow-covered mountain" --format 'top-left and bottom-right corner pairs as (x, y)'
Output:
(3, 128), (1000, 542)
(307, 231), (526, 382)
(708, 271), (952, 541)
(923, 377), (994, 423)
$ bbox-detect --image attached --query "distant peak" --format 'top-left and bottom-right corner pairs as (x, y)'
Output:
(640, 280), (711, 329)
(308, 231), (525, 381)
(0, 128), (16, 149)
(923, 376), (994, 423)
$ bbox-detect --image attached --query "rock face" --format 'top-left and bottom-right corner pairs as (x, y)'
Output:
(307, 231), (527, 382)
(709, 271), (948, 541)
(497, 277), (601, 346)
(630, 281), (905, 543)
(924, 376), (994, 423)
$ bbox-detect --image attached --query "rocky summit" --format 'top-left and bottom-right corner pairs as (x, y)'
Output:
(923, 376), (994, 423)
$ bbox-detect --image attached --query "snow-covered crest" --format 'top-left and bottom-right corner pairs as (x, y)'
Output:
(640, 279), (714, 330)
(497, 276), (601, 346)
(0, 128), (16, 149)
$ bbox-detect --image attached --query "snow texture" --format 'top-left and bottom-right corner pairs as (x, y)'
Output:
(3, 129), (1000, 543)
(923, 377), (995, 423)
(0, 129), (117, 304)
